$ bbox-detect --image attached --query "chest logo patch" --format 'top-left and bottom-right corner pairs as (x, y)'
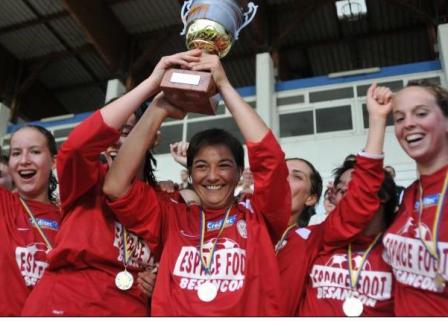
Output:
(236, 220), (247, 239)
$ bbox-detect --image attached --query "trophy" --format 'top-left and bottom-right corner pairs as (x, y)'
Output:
(160, 0), (258, 115)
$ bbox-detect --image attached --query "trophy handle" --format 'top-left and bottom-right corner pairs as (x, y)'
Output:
(234, 2), (258, 40)
(180, 0), (194, 35)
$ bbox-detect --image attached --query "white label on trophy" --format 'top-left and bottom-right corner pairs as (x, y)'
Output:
(171, 72), (201, 86)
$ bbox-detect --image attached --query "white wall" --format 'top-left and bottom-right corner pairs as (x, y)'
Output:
(152, 125), (416, 219)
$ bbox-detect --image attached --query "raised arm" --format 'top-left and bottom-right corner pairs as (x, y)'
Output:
(190, 54), (290, 241)
(101, 49), (201, 129)
(364, 83), (392, 154)
(103, 94), (185, 200)
(323, 83), (393, 246)
(58, 50), (201, 211)
(190, 54), (268, 143)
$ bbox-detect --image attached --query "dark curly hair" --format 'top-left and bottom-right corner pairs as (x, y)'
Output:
(333, 157), (398, 228)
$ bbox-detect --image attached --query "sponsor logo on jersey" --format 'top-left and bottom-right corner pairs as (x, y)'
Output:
(383, 233), (448, 293)
(414, 194), (440, 210)
(29, 217), (59, 231)
(15, 243), (49, 286)
(113, 222), (153, 268)
(310, 252), (393, 307)
(207, 215), (237, 231)
(237, 220), (247, 239)
(173, 238), (246, 296)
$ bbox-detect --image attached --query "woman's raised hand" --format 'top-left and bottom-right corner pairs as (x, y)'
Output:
(366, 83), (393, 120)
(149, 49), (202, 88)
(170, 141), (189, 167)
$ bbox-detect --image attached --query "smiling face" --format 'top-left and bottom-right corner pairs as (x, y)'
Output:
(190, 144), (241, 210)
(392, 86), (448, 173)
(9, 127), (55, 202)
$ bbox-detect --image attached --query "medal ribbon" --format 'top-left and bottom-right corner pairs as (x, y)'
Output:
(199, 207), (232, 274)
(275, 223), (297, 254)
(19, 197), (53, 251)
(122, 226), (131, 269)
(348, 233), (382, 291)
(417, 170), (448, 262)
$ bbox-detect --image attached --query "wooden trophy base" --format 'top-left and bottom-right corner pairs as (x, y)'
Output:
(160, 68), (217, 115)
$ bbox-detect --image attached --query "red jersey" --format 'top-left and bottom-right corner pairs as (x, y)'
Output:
(383, 164), (448, 316)
(278, 155), (395, 316)
(0, 187), (60, 316)
(277, 224), (324, 316)
(107, 131), (290, 316)
(22, 111), (155, 316)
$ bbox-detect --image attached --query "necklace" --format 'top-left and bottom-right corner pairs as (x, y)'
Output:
(19, 197), (53, 252)
(343, 233), (382, 317)
(115, 226), (134, 291)
(197, 207), (232, 302)
(417, 170), (448, 290)
(275, 223), (297, 254)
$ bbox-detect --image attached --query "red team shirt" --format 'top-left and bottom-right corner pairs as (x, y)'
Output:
(278, 155), (394, 316)
(22, 112), (155, 316)
(107, 131), (291, 316)
(0, 188), (60, 315)
(383, 164), (448, 316)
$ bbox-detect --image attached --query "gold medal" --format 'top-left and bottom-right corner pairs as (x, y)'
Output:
(196, 207), (232, 301)
(345, 234), (382, 317)
(197, 281), (218, 302)
(343, 296), (364, 316)
(116, 226), (137, 290)
(115, 270), (134, 291)
(435, 272), (446, 291)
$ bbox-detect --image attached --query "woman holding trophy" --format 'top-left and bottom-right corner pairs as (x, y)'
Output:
(103, 52), (291, 316)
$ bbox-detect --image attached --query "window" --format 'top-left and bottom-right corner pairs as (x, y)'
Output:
(279, 111), (314, 137)
(154, 124), (183, 154)
(53, 127), (74, 140)
(362, 104), (394, 128)
(188, 102), (226, 119)
(277, 95), (305, 106)
(309, 87), (353, 103)
(1, 137), (10, 147)
(186, 117), (243, 143)
(408, 76), (441, 85)
(316, 105), (352, 133)
(357, 80), (403, 97)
